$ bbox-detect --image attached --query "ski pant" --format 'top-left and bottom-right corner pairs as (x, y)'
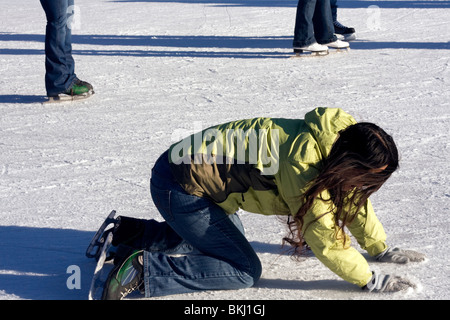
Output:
(134, 151), (262, 298)
(293, 0), (337, 47)
(40, 0), (77, 96)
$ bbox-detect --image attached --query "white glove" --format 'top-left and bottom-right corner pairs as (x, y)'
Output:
(364, 272), (416, 293)
(376, 247), (426, 264)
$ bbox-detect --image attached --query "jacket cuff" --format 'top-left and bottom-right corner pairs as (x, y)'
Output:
(366, 241), (388, 257)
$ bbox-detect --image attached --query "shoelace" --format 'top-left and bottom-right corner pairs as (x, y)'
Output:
(120, 284), (140, 299)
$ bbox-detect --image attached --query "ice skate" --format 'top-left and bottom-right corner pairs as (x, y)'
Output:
(86, 211), (151, 263)
(101, 250), (144, 300)
(324, 39), (350, 53)
(293, 42), (329, 57)
(88, 232), (114, 300)
(334, 20), (356, 41)
(44, 80), (94, 104)
(86, 210), (119, 260)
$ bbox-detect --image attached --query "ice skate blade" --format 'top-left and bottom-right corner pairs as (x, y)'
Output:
(330, 47), (350, 53)
(291, 48), (329, 58)
(86, 210), (117, 259)
(43, 91), (94, 104)
(88, 232), (114, 300)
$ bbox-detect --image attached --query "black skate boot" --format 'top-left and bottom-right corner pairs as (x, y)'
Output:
(86, 212), (148, 261)
(86, 211), (120, 260)
(334, 20), (356, 41)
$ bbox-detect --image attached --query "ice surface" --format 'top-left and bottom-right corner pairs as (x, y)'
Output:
(0, 0), (449, 300)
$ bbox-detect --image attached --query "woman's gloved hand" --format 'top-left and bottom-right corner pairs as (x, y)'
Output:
(376, 247), (426, 264)
(363, 272), (416, 292)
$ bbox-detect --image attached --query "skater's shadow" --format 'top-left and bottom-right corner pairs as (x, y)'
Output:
(0, 225), (349, 299)
(350, 40), (450, 50)
(113, 0), (450, 9)
(0, 33), (293, 59)
(1, 33), (449, 59)
(0, 226), (95, 300)
(0, 95), (47, 104)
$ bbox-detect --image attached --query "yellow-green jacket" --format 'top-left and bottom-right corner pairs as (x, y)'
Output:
(169, 107), (387, 287)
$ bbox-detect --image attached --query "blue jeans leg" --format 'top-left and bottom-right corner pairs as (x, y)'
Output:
(293, 0), (337, 47)
(313, 0), (337, 44)
(144, 152), (262, 298)
(330, 0), (337, 22)
(140, 210), (245, 256)
(40, 0), (77, 96)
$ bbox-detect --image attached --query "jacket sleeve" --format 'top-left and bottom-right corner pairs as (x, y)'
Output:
(301, 192), (374, 287)
(345, 199), (388, 257)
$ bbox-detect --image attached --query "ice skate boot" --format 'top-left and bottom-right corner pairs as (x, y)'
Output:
(324, 39), (350, 52)
(45, 80), (94, 103)
(102, 250), (144, 300)
(334, 21), (356, 41)
(87, 211), (150, 262)
(74, 78), (94, 92)
(293, 42), (329, 56)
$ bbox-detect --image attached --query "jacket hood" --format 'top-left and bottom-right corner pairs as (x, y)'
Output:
(304, 107), (357, 158)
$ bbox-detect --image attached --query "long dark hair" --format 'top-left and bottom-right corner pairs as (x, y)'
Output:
(283, 122), (399, 255)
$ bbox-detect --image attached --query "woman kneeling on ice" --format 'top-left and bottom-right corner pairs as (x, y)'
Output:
(95, 107), (425, 299)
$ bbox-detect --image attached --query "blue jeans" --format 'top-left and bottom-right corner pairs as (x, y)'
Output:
(293, 0), (337, 47)
(330, 0), (338, 22)
(144, 151), (262, 298)
(40, 0), (77, 96)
